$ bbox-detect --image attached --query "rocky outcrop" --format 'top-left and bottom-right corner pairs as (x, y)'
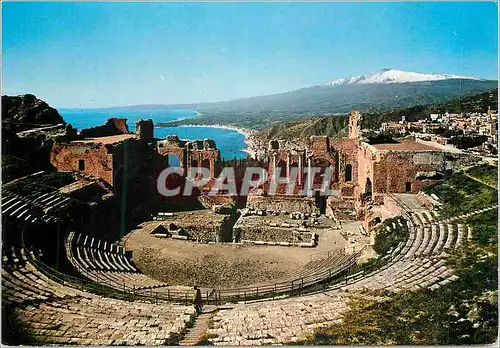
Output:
(2, 94), (65, 132)
(2, 94), (76, 182)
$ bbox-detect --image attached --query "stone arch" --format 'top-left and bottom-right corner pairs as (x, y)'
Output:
(158, 146), (185, 169)
(167, 153), (182, 167)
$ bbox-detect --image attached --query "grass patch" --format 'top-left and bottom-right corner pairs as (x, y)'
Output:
(372, 217), (408, 256)
(465, 164), (498, 188)
(346, 217), (409, 276)
(422, 171), (497, 216)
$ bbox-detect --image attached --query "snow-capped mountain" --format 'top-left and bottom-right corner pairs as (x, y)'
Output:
(128, 68), (496, 126)
(326, 68), (483, 86)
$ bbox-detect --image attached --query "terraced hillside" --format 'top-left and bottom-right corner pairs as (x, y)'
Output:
(246, 88), (497, 147)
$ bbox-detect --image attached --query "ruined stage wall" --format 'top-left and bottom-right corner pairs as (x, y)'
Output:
(247, 195), (317, 214)
(51, 143), (114, 185)
(372, 151), (445, 194)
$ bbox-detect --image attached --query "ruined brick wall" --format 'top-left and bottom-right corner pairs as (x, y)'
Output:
(267, 148), (305, 183)
(157, 136), (221, 178)
(198, 195), (238, 208)
(110, 139), (146, 188)
(330, 138), (359, 189)
(356, 143), (376, 201)
(80, 118), (130, 138)
(162, 212), (237, 242)
(372, 151), (445, 194)
(237, 226), (313, 244)
(308, 136), (331, 157)
(307, 136), (339, 188)
(325, 196), (356, 220)
(247, 195), (316, 213)
(50, 143), (114, 185)
(188, 149), (220, 177)
(356, 142), (445, 206)
(135, 119), (154, 143)
(51, 138), (158, 198)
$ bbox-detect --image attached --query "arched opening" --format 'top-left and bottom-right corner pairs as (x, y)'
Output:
(191, 159), (198, 167)
(276, 160), (287, 178)
(167, 153), (181, 167)
(363, 178), (373, 201)
(345, 164), (352, 182)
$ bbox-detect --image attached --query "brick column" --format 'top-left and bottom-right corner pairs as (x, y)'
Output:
(286, 153), (291, 180)
(307, 156), (312, 196)
(272, 152), (277, 184)
(298, 154), (303, 186)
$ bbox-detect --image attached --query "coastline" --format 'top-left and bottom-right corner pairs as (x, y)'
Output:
(172, 110), (202, 122)
(156, 123), (257, 158)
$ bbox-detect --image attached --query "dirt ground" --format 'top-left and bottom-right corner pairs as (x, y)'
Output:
(123, 219), (353, 288)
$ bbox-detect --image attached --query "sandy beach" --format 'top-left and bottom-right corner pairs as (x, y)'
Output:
(166, 123), (258, 159)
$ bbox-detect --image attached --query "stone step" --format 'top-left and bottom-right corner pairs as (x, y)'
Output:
(178, 312), (215, 346)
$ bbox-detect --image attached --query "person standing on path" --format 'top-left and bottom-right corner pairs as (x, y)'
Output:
(193, 285), (203, 313)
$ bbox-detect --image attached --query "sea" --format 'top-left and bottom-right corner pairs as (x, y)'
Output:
(58, 108), (248, 162)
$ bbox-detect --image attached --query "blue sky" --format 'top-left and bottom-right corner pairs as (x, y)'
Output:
(2, 2), (498, 108)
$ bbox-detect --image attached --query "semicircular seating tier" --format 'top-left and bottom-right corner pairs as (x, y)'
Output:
(203, 206), (497, 345)
(4, 168), (496, 347)
(2, 243), (196, 345)
(65, 232), (201, 301)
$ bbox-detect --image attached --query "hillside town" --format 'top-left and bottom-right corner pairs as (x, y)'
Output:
(380, 106), (498, 157)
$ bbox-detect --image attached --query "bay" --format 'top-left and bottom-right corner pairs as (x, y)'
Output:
(59, 108), (248, 161)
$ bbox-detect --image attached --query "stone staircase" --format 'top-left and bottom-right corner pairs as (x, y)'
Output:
(179, 308), (217, 346)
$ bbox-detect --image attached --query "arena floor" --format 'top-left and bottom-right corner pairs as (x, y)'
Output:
(122, 219), (357, 288)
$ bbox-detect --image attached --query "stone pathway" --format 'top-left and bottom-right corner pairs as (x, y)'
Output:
(179, 310), (216, 346)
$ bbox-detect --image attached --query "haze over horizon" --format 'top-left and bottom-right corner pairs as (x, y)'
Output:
(3, 2), (498, 108)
